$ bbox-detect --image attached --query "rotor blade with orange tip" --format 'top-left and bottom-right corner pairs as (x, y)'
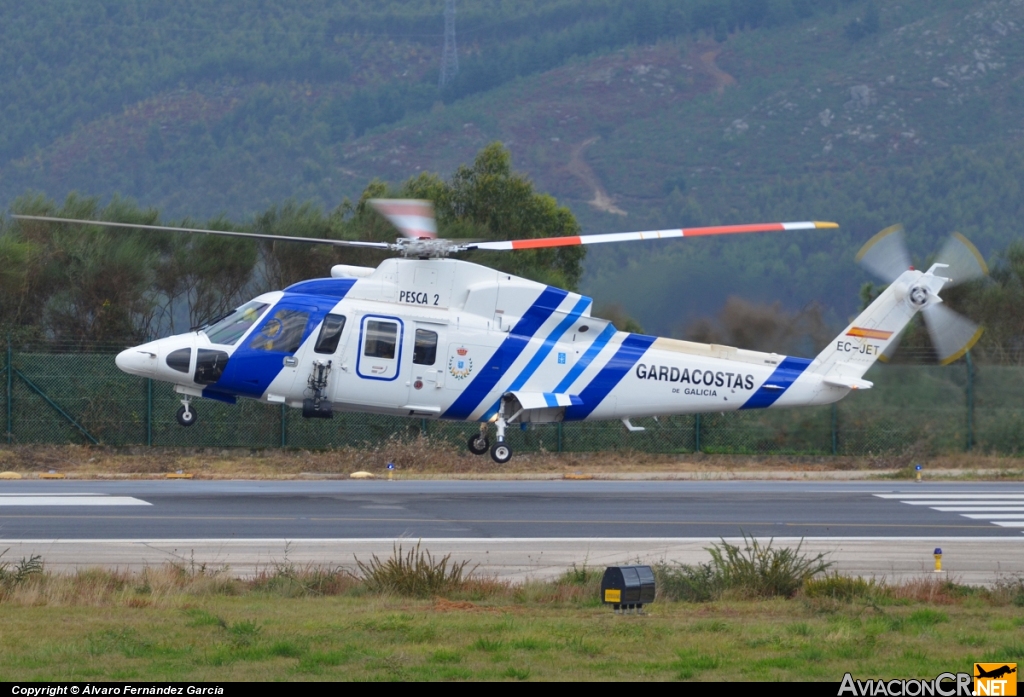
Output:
(463, 221), (839, 251)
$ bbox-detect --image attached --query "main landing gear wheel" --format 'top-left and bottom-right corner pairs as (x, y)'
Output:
(490, 441), (512, 464)
(468, 433), (490, 455)
(176, 404), (197, 427)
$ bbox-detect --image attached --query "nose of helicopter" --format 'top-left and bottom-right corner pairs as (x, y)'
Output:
(115, 344), (159, 377)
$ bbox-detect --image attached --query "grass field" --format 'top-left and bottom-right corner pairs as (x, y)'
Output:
(1, 546), (1023, 682)
(2, 585), (1023, 681)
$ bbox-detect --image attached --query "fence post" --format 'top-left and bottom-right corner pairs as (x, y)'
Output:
(966, 350), (974, 452)
(831, 403), (838, 456)
(557, 422), (563, 453)
(146, 378), (153, 447)
(280, 404), (287, 447)
(694, 413), (701, 453)
(421, 418), (428, 437)
(5, 337), (11, 444)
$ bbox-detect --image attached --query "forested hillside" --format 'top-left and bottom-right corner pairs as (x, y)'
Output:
(3, 0), (1023, 342)
(0, 145), (583, 346)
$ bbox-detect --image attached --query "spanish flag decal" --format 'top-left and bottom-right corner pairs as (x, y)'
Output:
(846, 327), (893, 340)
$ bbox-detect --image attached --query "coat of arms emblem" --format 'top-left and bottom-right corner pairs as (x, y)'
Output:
(448, 347), (473, 379)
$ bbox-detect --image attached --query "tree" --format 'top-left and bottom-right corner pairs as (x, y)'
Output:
(413, 142), (585, 290)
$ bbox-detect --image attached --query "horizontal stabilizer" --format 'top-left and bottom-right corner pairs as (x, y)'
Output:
(822, 376), (874, 390)
(505, 391), (582, 410)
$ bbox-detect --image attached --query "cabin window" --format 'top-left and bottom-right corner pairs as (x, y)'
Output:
(363, 320), (397, 360)
(249, 309), (309, 353)
(204, 301), (269, 345)
(165, 348), (192, 373)
(413, 329), (438, 365)
(194, 349), (229, 385)
(314, 314), (346, 354)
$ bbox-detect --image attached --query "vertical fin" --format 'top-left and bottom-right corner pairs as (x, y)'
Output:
(811, 268), (945, 382)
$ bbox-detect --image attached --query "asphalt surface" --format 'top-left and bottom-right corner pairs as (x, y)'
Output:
(2, 480), (1022, 582)
(1, 480), (1022, 539)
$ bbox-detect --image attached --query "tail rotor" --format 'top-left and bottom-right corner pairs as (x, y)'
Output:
(856, 225), (987, 364)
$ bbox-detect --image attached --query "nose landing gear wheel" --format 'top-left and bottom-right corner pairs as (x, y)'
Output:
(176, 404), (197, 427)
(468, 433), (490, 455)
(490, 441), (512, 464)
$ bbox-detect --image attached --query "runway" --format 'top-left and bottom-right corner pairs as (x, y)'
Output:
(1, 480), (1022, 582)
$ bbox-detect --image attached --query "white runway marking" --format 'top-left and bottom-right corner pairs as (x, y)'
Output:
(897, 500), (1024, 506)
(933, 507), (1024, 512)
(875, 492), (1024, 533)
(875, 493), (1024, 499)
(0, 495), (150, 506)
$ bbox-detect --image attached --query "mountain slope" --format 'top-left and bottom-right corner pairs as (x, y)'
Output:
(5, 0), (1024, 335)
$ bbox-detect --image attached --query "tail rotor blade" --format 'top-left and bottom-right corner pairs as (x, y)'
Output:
(935, 232), (988, 287)
(922, 303), (984, 365)
(876, 327), (905, 363)
(856, 224), (912, 283)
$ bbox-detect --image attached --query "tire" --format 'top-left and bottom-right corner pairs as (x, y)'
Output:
(490, 441), (512, 464)
(176, 405), (197, 427)
(468, 433), (490, 455)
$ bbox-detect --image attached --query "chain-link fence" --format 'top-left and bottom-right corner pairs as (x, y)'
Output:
(2, 341), (1022, 455)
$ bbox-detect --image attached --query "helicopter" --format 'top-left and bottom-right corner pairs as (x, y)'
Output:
(14, 203), (984, 463)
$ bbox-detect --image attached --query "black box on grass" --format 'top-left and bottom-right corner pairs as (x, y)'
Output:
(601, 565), (655, 613)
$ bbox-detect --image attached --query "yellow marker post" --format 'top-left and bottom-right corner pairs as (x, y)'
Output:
(933, 547), (943, 573)
(387, 462), (395, 481)
(915, 464), (923, 482)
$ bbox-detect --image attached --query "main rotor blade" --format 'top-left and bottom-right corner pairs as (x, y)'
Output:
(935, 232), (989, 287)
(856, 224), (912, 283)
(368, 199), (437, 239)
(11, 215), (394, 250)
(462, 221), (838, 251)
(922, 303), (984, 365)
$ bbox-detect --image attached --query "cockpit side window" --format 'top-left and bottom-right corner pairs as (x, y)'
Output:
(413, 329), (437, 365)
(314, 314), (346, 354)
(204, 301), (270, 345)
(363, 320), (397, 360)
(249, 309), (310, 354)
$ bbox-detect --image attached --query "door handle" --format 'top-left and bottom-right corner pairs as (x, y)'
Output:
(283, 357), (298, 367)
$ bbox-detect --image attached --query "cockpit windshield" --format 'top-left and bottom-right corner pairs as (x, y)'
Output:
(203, 301), (270, 345)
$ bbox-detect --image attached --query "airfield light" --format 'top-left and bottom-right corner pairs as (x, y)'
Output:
(933, 548), (943, 573)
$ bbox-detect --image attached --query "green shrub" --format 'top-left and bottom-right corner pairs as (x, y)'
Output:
(804, 573), (879, 601)
(559, 563), (601, 586)
(355, 542), (475, 598)
(654, 562), (723, 602)
(0, 550), (43, 592)
(657, 536), (833, 601)
(708, 535), (833, 599)
(991, 576), (1024, 607)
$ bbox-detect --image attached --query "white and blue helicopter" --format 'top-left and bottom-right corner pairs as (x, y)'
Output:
(16, 204), (985, 463)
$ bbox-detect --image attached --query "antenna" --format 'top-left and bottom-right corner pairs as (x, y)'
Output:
(439, 0), (459, 88)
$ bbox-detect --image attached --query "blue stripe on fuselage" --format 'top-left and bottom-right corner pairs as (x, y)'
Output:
(562, 333), (656, 421)
(476, 295), (592, 420)
(552, 322), (616, 394)
(739, 356), (812, 410)
(507, 295), (591, 392)
(442, 287), (568, 421)
(206, 284), (354, 399)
